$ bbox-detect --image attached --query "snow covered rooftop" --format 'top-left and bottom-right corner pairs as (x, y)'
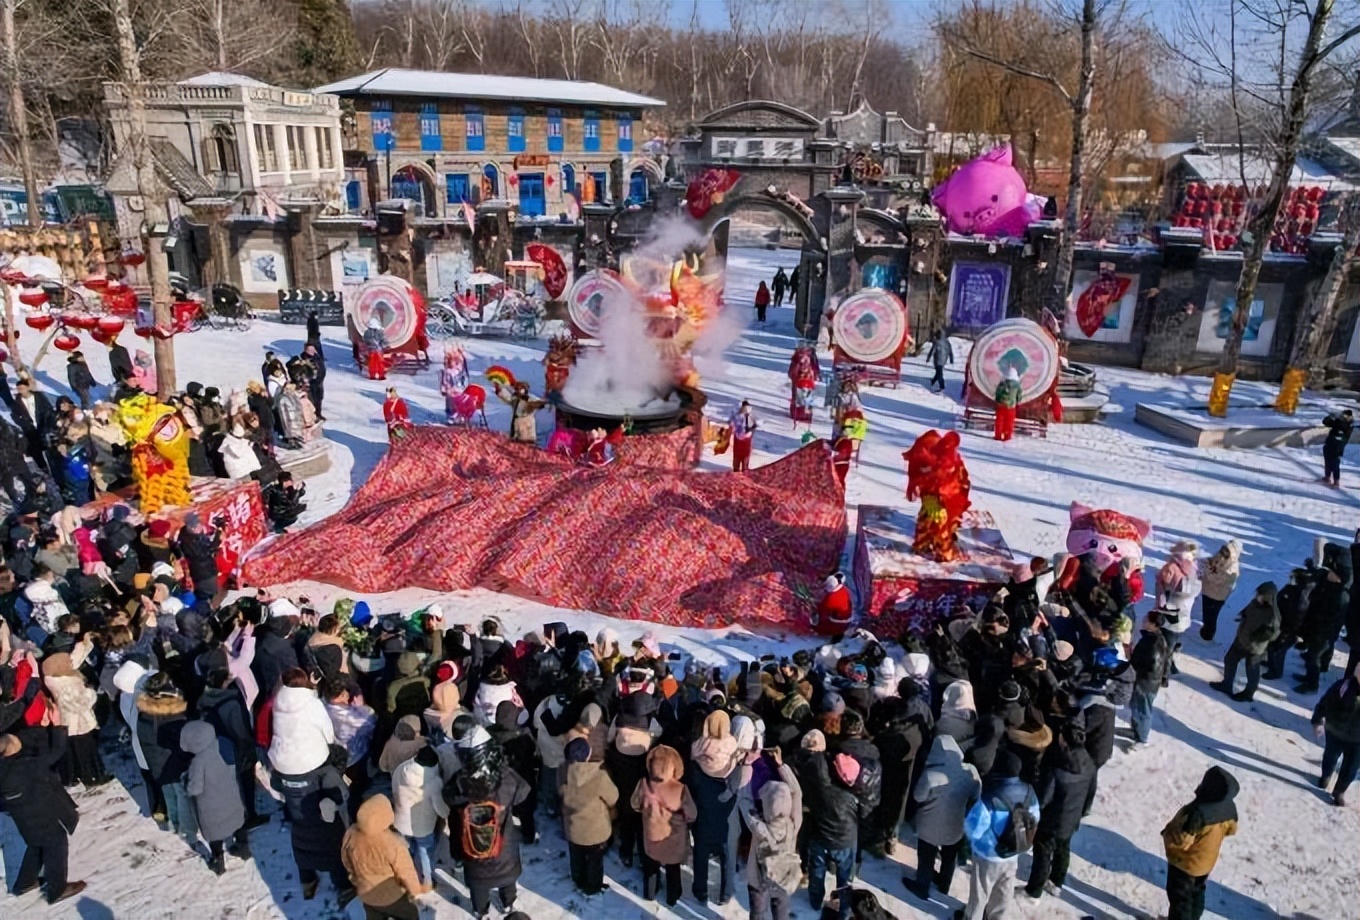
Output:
(1180, 150), (1360, 191)
(314, 68), (665, 109)
(180, 71), (271, 88)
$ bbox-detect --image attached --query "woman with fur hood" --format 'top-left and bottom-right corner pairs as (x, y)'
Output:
(632, 744), (697, 905)
(42, 642), (108, 787)
(1199, 540), (1242, 641)
(737, 749), (803, 920)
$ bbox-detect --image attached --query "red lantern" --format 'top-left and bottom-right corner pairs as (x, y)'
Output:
(23, 313), (54, 331)
(133, 326), (152, 338)
(90, 328), (112, 345)
(82, 277), (110, 293)
(53, 332), (80, 352)
(119, 250), (145, 267)
(64, 314), (99, 330)
(96, 315), (125, 335)
(17, 289), (47, 308)
(0, 269), (27, 285)
(150, 325), (174, 340)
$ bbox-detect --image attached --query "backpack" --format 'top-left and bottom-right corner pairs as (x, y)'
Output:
(460, 799), (506, 861)
(993, 797), (1038, 858)
(756, 834), (803, 896)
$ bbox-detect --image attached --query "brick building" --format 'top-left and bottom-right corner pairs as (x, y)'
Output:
(314, 68), (664, 219)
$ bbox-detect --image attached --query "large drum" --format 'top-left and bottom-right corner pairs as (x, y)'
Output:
(565, 268), (629, 340)
(346, 274), (427, 360)
(832, 289), (910, 364)
(966, 317), (1060, 406)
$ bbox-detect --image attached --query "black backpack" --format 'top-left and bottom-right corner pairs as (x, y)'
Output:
(994, 796), (1038, 858)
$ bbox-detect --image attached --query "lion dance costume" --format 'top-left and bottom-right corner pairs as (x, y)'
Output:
(116, 394), (192, 514)
(903, 429), (971, 562)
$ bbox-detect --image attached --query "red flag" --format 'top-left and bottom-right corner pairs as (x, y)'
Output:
(462, 201), (476, 235)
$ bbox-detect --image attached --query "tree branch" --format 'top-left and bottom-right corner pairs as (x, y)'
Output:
(952, 43), (1074, 103)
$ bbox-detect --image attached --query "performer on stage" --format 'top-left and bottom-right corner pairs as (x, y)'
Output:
(728, 400), (757, 472)
(994, 366), (1021, 442)
(832, 425), (855, 487)
(581, 428), (618, 467)
(363, 316), (388, 381)
(439, 346), (469, 423)
(788, 345), (820, 424)
(811, 571), (853, 639)
(495, 380), (546, 445)
(382, 387), (412, 444)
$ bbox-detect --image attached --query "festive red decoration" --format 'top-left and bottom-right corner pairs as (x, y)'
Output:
(119, 250), (145, 267)
(545, 175), (554, 187)
(53, 333), (80, 352)
(150, 325), (175, 339)
(133, 326), (152, 338)
(508, 174), (519, 186)
(81, 277), (110, 293)
(64, 314), (99, 330)
(0, 269), (28, 285)
(18, 289), (47, 308)
(903, 430), (972, 563)
(23, 313), (54, 330)
(96, 315), (125, 335)
(90, 328), (113, 345)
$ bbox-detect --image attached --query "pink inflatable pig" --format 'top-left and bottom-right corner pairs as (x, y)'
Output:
(931, 145), (1042, 237)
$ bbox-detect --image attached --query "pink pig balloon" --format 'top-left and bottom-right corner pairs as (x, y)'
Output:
(932, 145), (1042, 237)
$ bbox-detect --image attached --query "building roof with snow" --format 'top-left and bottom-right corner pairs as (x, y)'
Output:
(315, 68), (665, 109)
(180, 72), (271, 88)
(1175, 150), (1360, 191)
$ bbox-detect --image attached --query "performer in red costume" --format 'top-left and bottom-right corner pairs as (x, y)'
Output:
(382, 386), (412, 444)
(787, 345), (820, 424)
(903, 429), (972, 563)
(811, 571), (853, 638)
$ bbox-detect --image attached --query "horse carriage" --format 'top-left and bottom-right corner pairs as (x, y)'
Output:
(427, 263), (548, 341)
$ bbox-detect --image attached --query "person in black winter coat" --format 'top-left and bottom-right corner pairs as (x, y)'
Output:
(135, 673), (192, 835)
(487, 700), (539, 845)
(794, 745), (863, 911)
(272, 759), (353, 901)
(444, 723), (530, 919)
(1023, 722), (1096, 900)
(1321, 409), (1353, 486)
(1266, 566), (1313, 680)
(865, 692), (925, 854)
(65, 353), (99, 410)
(301, 343), (326, 419)
(11, 378), (56, 473)
(106, 339), (134, 385)
(252, 614), (301, 700)
(176, 512), (223, 606)
(1130, 611), (1171, 744)
(0, 416), (35, 508)
(835, 711), (882, 855)
(969, 681), (1024, 779)
(1298, 544), (1352, 694)
(0, 726), (85, 904)
(98, 505), (140, 588)
(196, 668), (262, 825)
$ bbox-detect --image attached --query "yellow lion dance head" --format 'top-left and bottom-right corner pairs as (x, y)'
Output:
(116, 394), (191, 513)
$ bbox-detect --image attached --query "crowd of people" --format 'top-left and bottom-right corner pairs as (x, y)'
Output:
(9, 498), (1355, 920)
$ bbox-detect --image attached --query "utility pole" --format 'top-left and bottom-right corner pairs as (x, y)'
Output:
(111, 0), (175, 396)
(1, 0), (41, 228)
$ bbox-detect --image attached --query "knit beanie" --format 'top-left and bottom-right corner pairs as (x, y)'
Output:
(564, 738), (591, 764)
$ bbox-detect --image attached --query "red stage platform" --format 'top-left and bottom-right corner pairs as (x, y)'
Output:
(852, 505), (1014, 636)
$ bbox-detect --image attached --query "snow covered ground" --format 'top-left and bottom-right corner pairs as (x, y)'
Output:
(1, 247), (1356, 919)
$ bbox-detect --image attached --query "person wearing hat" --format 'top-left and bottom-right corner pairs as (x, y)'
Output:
(992, 366), (1022, 442)
(493, 380), (546, 445)
(1129, 611), (1171, 745)
(176, 512), (223, 608)
(0, 727), (87, 904)
(382, 387), (412, 445)
(446, 717), (530, 919)
(813, 572), (854, 639)
(560, 736), (618, 895)
(135, 672), (195, 841)
(1161, 766), (1239, 920)
(727, 400), (757, 472)
(958, 749), (1040, 920)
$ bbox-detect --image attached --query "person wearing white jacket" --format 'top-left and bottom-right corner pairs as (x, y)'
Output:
(391, 746), (449, 885)
(268, 678), (336, 777)
(219, 424), (261, 480)
(112, 658), (161, 813)
(23, 566), (70, 640)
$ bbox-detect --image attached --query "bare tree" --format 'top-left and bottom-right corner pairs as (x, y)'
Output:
(1176, 0), (1360, 413)
(548, 0), (590, 80)
(111, 0), (175, 396)
(1, 0), (39, 227)
(938, 0), (1109, 316)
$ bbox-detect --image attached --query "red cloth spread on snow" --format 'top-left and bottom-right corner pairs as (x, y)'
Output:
(243, 427), (847, 631)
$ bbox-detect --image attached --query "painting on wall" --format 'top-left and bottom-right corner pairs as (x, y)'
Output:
(426, 249), (473, 300)
(238, 246), (287, 294)
(1066, 265), (1140, 344)
(1195, 279), (1284, 358)
(947, 262), (1010, 332)
(330, 247), (376, 295)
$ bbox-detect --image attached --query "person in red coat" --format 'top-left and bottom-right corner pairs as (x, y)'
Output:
(754, 281), (771, 323)
(811, 571), (853, 638)
(382, 387), (412, 444)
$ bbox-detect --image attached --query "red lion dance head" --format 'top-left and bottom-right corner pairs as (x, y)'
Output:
(903, 430), (972, 562)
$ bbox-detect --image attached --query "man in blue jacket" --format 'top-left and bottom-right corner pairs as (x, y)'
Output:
(955, 750), (1040, 920)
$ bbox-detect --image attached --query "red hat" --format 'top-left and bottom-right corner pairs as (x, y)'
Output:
(147, 519), (172, 540)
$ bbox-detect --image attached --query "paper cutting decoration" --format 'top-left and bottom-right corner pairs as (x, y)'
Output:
(1073, 265), (1132, 337)
(832, 290), (909, 364)
(526, 243), (568, 299)
(966, 318), (1059, 406)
